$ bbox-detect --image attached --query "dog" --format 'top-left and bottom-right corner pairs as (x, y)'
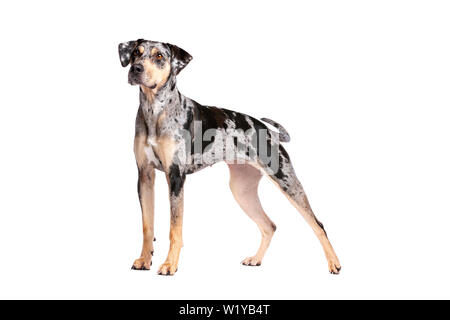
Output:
(118, 39), (341, 275)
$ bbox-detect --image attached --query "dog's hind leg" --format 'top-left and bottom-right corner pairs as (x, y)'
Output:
(286, 186), (341, 274)
(228, 163), (277, 266)
(258, 146), (341, 274)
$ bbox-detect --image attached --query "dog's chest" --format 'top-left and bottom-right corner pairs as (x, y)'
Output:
(141, 111), (184, 169)
(139, 94), (193, 169)
(141, 114), (165, 167)
(143, 142), (160, 168)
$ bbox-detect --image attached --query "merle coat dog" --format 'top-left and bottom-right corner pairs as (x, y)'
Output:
(118, 39), (341, 275)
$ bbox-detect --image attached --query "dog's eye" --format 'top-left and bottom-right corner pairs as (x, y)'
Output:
(155, 53), (163, 60)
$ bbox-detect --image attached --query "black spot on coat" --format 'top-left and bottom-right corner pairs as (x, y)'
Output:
(168, 164), (185, 197)
(183, 109), (193, 131)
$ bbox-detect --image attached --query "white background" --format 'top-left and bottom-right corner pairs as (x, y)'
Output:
(0, 0), (449, 299)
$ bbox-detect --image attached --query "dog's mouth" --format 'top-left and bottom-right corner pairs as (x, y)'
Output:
(128, 74), (142, 86)
(129, 78), (157, 90)
(128, 75), (157, 90)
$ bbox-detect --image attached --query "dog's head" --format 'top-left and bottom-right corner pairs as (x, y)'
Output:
(118, 39), (192, 90)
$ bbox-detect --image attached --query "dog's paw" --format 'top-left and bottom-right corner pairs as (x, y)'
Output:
(241, 256), (262, 266)
(157, 262), (178, 276)
(131, 257), (152, 271)
(328, 258), (341, 275)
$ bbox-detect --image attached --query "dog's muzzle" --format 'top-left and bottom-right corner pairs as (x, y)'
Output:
(128, 64), (144, 85)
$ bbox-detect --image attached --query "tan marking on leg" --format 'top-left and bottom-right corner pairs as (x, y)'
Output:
(228, 163), (276, 266)
(134, 134), (149, 166)
(132, 134), (155, 270)
(158, 176), (184, 276)
(286, 193), (341, 274)
(247, 162), (341, 274)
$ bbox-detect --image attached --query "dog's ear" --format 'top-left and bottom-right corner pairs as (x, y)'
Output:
(166, 43), (193, 75)
(118, 40), (139, 67)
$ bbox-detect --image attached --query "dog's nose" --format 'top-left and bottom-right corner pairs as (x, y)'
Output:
(131, 64), (143, 74)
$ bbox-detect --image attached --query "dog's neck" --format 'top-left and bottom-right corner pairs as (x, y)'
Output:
(139, 73), (180, 109)
(139, 73), (183, 138)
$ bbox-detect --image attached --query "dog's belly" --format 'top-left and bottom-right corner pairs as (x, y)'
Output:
(183, 133), (260, 174)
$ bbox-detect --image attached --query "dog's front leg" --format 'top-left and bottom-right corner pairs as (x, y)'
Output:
(132, 128), (156, 270)
(131, 165), (155, 270)
(158, 165), (186, 276)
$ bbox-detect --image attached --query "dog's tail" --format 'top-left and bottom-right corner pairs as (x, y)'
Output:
(260, 117), (291, 143)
